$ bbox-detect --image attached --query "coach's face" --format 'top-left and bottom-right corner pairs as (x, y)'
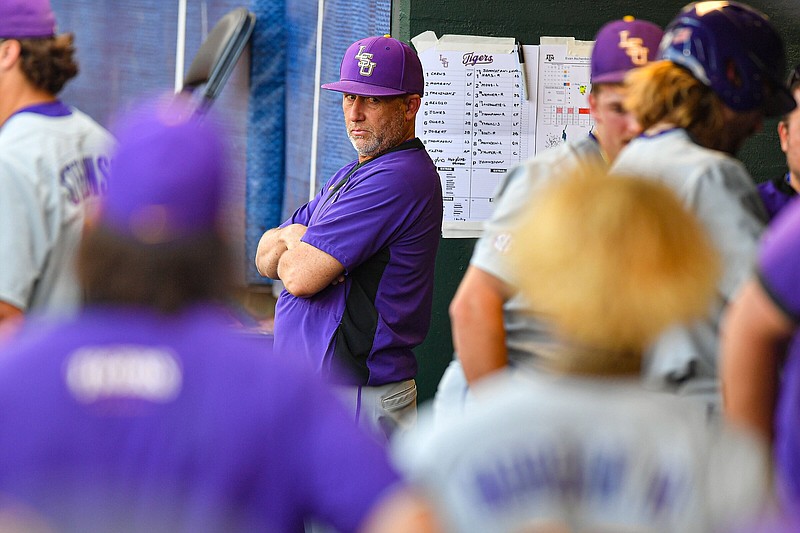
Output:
(589, 83), (641, 163)
(343, 93), (420, 163)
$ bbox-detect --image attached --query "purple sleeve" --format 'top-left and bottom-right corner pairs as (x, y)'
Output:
(280, 189), (324, 228)
(758, 200), (800, 322)
(301, 167), (422, 270)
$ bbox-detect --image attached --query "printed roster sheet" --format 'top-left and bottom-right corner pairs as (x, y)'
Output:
(412, 32), (593, 237)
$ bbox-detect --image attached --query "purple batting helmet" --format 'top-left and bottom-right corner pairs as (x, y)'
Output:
(658, 1), (795, 117)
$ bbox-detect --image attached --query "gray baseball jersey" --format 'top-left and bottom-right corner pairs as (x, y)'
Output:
(611, 128), (767, 409)
(395, 371), (770, 533)
(0, 103), (113, 317)
(471, 135), (606, 366)
(434, 136), (605, 421)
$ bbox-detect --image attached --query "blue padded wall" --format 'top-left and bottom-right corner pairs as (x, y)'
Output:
(246, 0), (286, 284)
(282, 0), (390, 219)
(49, 0), (390, 286)
(51, 0), (253, 285)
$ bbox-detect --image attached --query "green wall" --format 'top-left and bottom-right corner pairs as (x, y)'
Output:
(396, 0), (800, 403)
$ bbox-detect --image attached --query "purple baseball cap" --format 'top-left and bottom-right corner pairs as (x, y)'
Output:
(591, 16), (663, 84)
(0, 0), (56, 39)
(322, 35), (424, 97)
(100, 96), (228, 244)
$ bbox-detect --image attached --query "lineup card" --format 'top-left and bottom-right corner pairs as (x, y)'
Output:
(412, 32), (593, 237)
(536, 37), (594, 153)
(412, 32), (539, 237)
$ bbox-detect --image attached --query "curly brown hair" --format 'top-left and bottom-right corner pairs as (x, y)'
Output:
(18, 33), (78, 95)
(624, 61), (725, 151)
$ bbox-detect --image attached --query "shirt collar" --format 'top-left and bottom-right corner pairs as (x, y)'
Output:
(10, 100), (72, 120)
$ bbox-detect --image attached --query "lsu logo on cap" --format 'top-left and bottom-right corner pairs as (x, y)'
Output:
(355, 45), (376, 76)
(618, 30), (649, 66)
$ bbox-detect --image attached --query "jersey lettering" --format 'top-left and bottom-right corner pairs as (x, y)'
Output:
(65, 345), (182, 403)
(60, 155), (110, 205)
(473, 444), (686, 519)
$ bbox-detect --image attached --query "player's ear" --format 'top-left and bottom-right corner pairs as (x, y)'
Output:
(0, 39), (21, 69)
(588, 91), (598, 115)
(404, 94), (421, 119)
(779, 119), (790, 153)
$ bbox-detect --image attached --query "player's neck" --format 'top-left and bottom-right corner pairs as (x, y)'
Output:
(0, 81), (56, 128)
(644, 122), (678, 137)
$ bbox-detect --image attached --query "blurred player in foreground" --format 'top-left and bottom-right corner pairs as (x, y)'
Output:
(722, 185), (800, 520)
(720, 65), (800, 451)
(394, 171), (770, 532)
(0, 96), (440, 533)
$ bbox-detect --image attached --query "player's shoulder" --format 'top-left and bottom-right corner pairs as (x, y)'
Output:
(0, 112), (41, 149)
(66, 107), (114, 138)
(615, 129), (747, 179)
(530, 136), (601, 169)
(0, 107), (113, 153)
(0, 314), (84, 392)
(495, 137), (602, 199)
(616, 128), (690, 156)
(51, 107), (115, 148)
(677, 145), (752, 192)
(407, 371), (708, 443)
(395, 372), (554, 458)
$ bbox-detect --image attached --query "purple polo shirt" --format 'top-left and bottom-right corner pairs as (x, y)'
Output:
(757, 174), (797, 222)
(273, 138), (443, 386)
(0, 305), (401, 532)
(758, 199), (800, 513)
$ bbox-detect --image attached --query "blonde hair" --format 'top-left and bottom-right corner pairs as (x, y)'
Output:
(624, 60), (725, 150)
(509, 169), (719, 375)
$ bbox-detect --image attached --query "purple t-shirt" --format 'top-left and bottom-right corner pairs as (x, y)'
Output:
(758, 199), (800, 512)
(0, 305), (401, 532)
(757, 174), (797, 222)
(274, 138), (443, 386)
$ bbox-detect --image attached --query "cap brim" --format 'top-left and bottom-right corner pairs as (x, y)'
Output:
(321, 80), (408, 97)
(591, 71), (628, 85)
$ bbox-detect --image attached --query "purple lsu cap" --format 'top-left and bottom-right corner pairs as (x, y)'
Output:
(100, 96), (227, 244)
(591, 16), (664, 84)
(321, 35), (424, 97)
(0, 0), (56, 39)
